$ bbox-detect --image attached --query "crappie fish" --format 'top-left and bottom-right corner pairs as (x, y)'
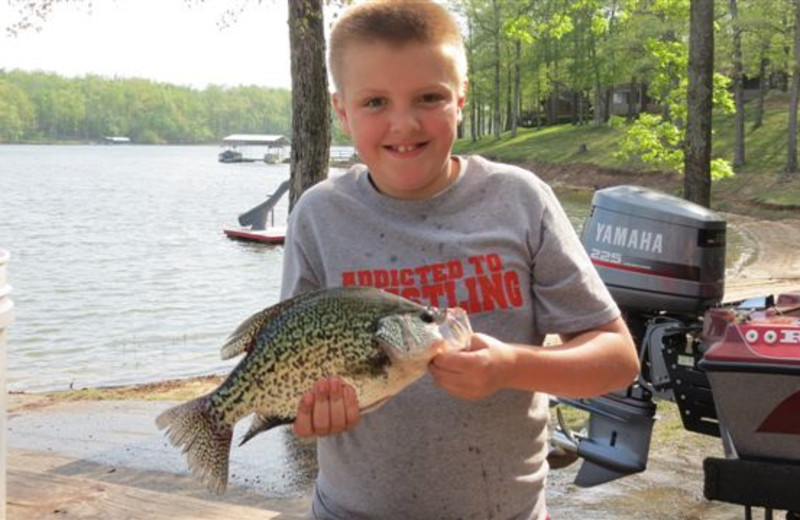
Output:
(156, 286), (472, 493)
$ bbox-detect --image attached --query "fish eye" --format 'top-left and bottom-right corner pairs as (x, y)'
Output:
(420, 308), (436, 323)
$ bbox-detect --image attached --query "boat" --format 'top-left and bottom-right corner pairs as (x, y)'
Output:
(102, 136), (131, 144)
(223, 227), (286, 244)
(218, 149), (246, 163)
(218, 134), (290, 163)
(699, 292), (800, 462)
(223, 179), (289, 245)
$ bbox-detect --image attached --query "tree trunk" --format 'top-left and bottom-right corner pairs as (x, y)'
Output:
(491, 0), (502, 139)
(639, 81), (648, 115)
(730, 0), (745, 167)
(752, 45), (769, 130)
(788, 0), (800, 174)
(627, 76), (636, 121)
(511, 39), (521, 138)
(477, 94), (484, 138)
(505, 56), (512, 132)
(288, 0), (330, 211)
(470, 94), (477, 141)
(684, 0), (715, 207)
(549, 54), (560, 126)
(467, 16), (477, 141)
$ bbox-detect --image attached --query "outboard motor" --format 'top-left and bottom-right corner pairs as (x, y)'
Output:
(552, 185), (726, 486)
(582, 185), (726, 314)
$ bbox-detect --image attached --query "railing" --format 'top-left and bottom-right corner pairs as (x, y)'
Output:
(329, 148), (357, 162)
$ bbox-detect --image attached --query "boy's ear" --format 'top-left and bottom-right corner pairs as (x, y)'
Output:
(456, 81), (468, 123)
(458, 79), (469, 110)
(331, 93), (352, 136)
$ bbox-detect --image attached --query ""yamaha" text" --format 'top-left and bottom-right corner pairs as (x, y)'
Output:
(595, 223), (664, 254)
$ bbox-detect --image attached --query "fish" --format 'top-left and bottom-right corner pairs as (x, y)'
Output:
(155, 286), (472, 493)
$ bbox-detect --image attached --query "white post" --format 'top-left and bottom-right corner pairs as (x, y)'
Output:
(0, 249), (15, 520)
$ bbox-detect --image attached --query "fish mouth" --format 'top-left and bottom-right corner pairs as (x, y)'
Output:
(438, 307), (472, 351)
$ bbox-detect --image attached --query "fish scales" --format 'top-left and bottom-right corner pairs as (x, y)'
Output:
(156, 286), (472, 493)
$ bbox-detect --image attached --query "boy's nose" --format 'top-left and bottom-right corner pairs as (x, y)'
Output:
(389, 107), (421, 134)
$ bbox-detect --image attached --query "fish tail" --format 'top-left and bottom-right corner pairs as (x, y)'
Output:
(155, 395), (232, 494)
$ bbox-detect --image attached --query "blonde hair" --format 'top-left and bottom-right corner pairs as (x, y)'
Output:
(329, 0), (468, 93)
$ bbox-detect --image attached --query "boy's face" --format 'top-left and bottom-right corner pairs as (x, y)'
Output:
(332, 41), (466, 200)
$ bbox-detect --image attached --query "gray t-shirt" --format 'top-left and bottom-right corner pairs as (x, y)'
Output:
(281, 155), (619, 520)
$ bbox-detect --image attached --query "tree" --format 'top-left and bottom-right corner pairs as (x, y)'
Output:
(729, 0), (746, 167)
(684, 0), (715, 206)
(288, 0), (330, 210)
(788, 0), (800, 174)
(0, 77), (36, 141)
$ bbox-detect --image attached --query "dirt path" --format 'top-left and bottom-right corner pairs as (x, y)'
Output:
(724, 214), (800, 301)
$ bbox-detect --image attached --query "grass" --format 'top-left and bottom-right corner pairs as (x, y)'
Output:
(455, 91), (800, 218)
(457, 123), (630, 169)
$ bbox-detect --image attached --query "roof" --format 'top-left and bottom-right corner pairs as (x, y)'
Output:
(221, 134), (290, 146)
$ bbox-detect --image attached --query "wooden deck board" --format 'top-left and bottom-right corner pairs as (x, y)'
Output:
(6, 449), (308, 519)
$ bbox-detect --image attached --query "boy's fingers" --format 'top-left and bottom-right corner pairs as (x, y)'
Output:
(294, 378), (361, 437)
(294, 392), (315, 437)
(343, 385), (361, 428)
(328, 377), (347, 433)
(431, 349), (474, 373)
(312, 378), (332, 436)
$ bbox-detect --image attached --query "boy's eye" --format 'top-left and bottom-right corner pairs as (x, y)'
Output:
(364, 98), (387, 109)
(419, 93), (445, 104)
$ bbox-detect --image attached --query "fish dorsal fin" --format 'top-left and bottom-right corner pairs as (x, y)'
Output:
(220, 293), (318, 360)
(239, 413), (293, 446)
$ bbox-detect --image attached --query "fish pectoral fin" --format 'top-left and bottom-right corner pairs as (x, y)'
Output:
(360, 396), (391, 415)
(239, 413), (294, 446)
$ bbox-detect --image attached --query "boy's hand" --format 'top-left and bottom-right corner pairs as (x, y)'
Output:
(294, 377), (361, 437)
(429, 333), (516, 400)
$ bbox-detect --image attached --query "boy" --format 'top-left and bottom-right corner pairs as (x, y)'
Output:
(280, 1), (639, 518)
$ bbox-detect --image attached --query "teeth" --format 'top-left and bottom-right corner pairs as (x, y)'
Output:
(395, 145), (416, 153)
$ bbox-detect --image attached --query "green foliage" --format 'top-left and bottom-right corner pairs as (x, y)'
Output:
(612, 9), (735, 180)
(616, 113), (683, 171)
(0, 70), (292, 144)
(0, 78), (36, 141)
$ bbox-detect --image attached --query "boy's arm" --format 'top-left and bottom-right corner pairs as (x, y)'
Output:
(429, 316), (639, 400)
(293, 317), (638, 437)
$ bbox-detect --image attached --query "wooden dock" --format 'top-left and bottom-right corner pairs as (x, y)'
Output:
(6, 448), (309, 519)
(5, 395), (311, 519)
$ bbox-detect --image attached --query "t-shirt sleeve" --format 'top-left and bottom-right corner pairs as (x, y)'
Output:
(530, 185), (620, 335)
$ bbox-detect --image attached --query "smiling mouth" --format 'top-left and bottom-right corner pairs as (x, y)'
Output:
(387, 143), (427, 153)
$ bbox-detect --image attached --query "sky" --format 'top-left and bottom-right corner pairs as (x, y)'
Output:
(0, 0), (298, 90)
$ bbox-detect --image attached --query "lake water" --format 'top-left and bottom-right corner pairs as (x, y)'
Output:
(2, 145), (304, 392)
(0, 145), (710, 393)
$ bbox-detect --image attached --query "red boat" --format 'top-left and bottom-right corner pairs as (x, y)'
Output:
(224, 179), (289, 245)
(223, 227), (286, 245)
(701, 293), (800, 463)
